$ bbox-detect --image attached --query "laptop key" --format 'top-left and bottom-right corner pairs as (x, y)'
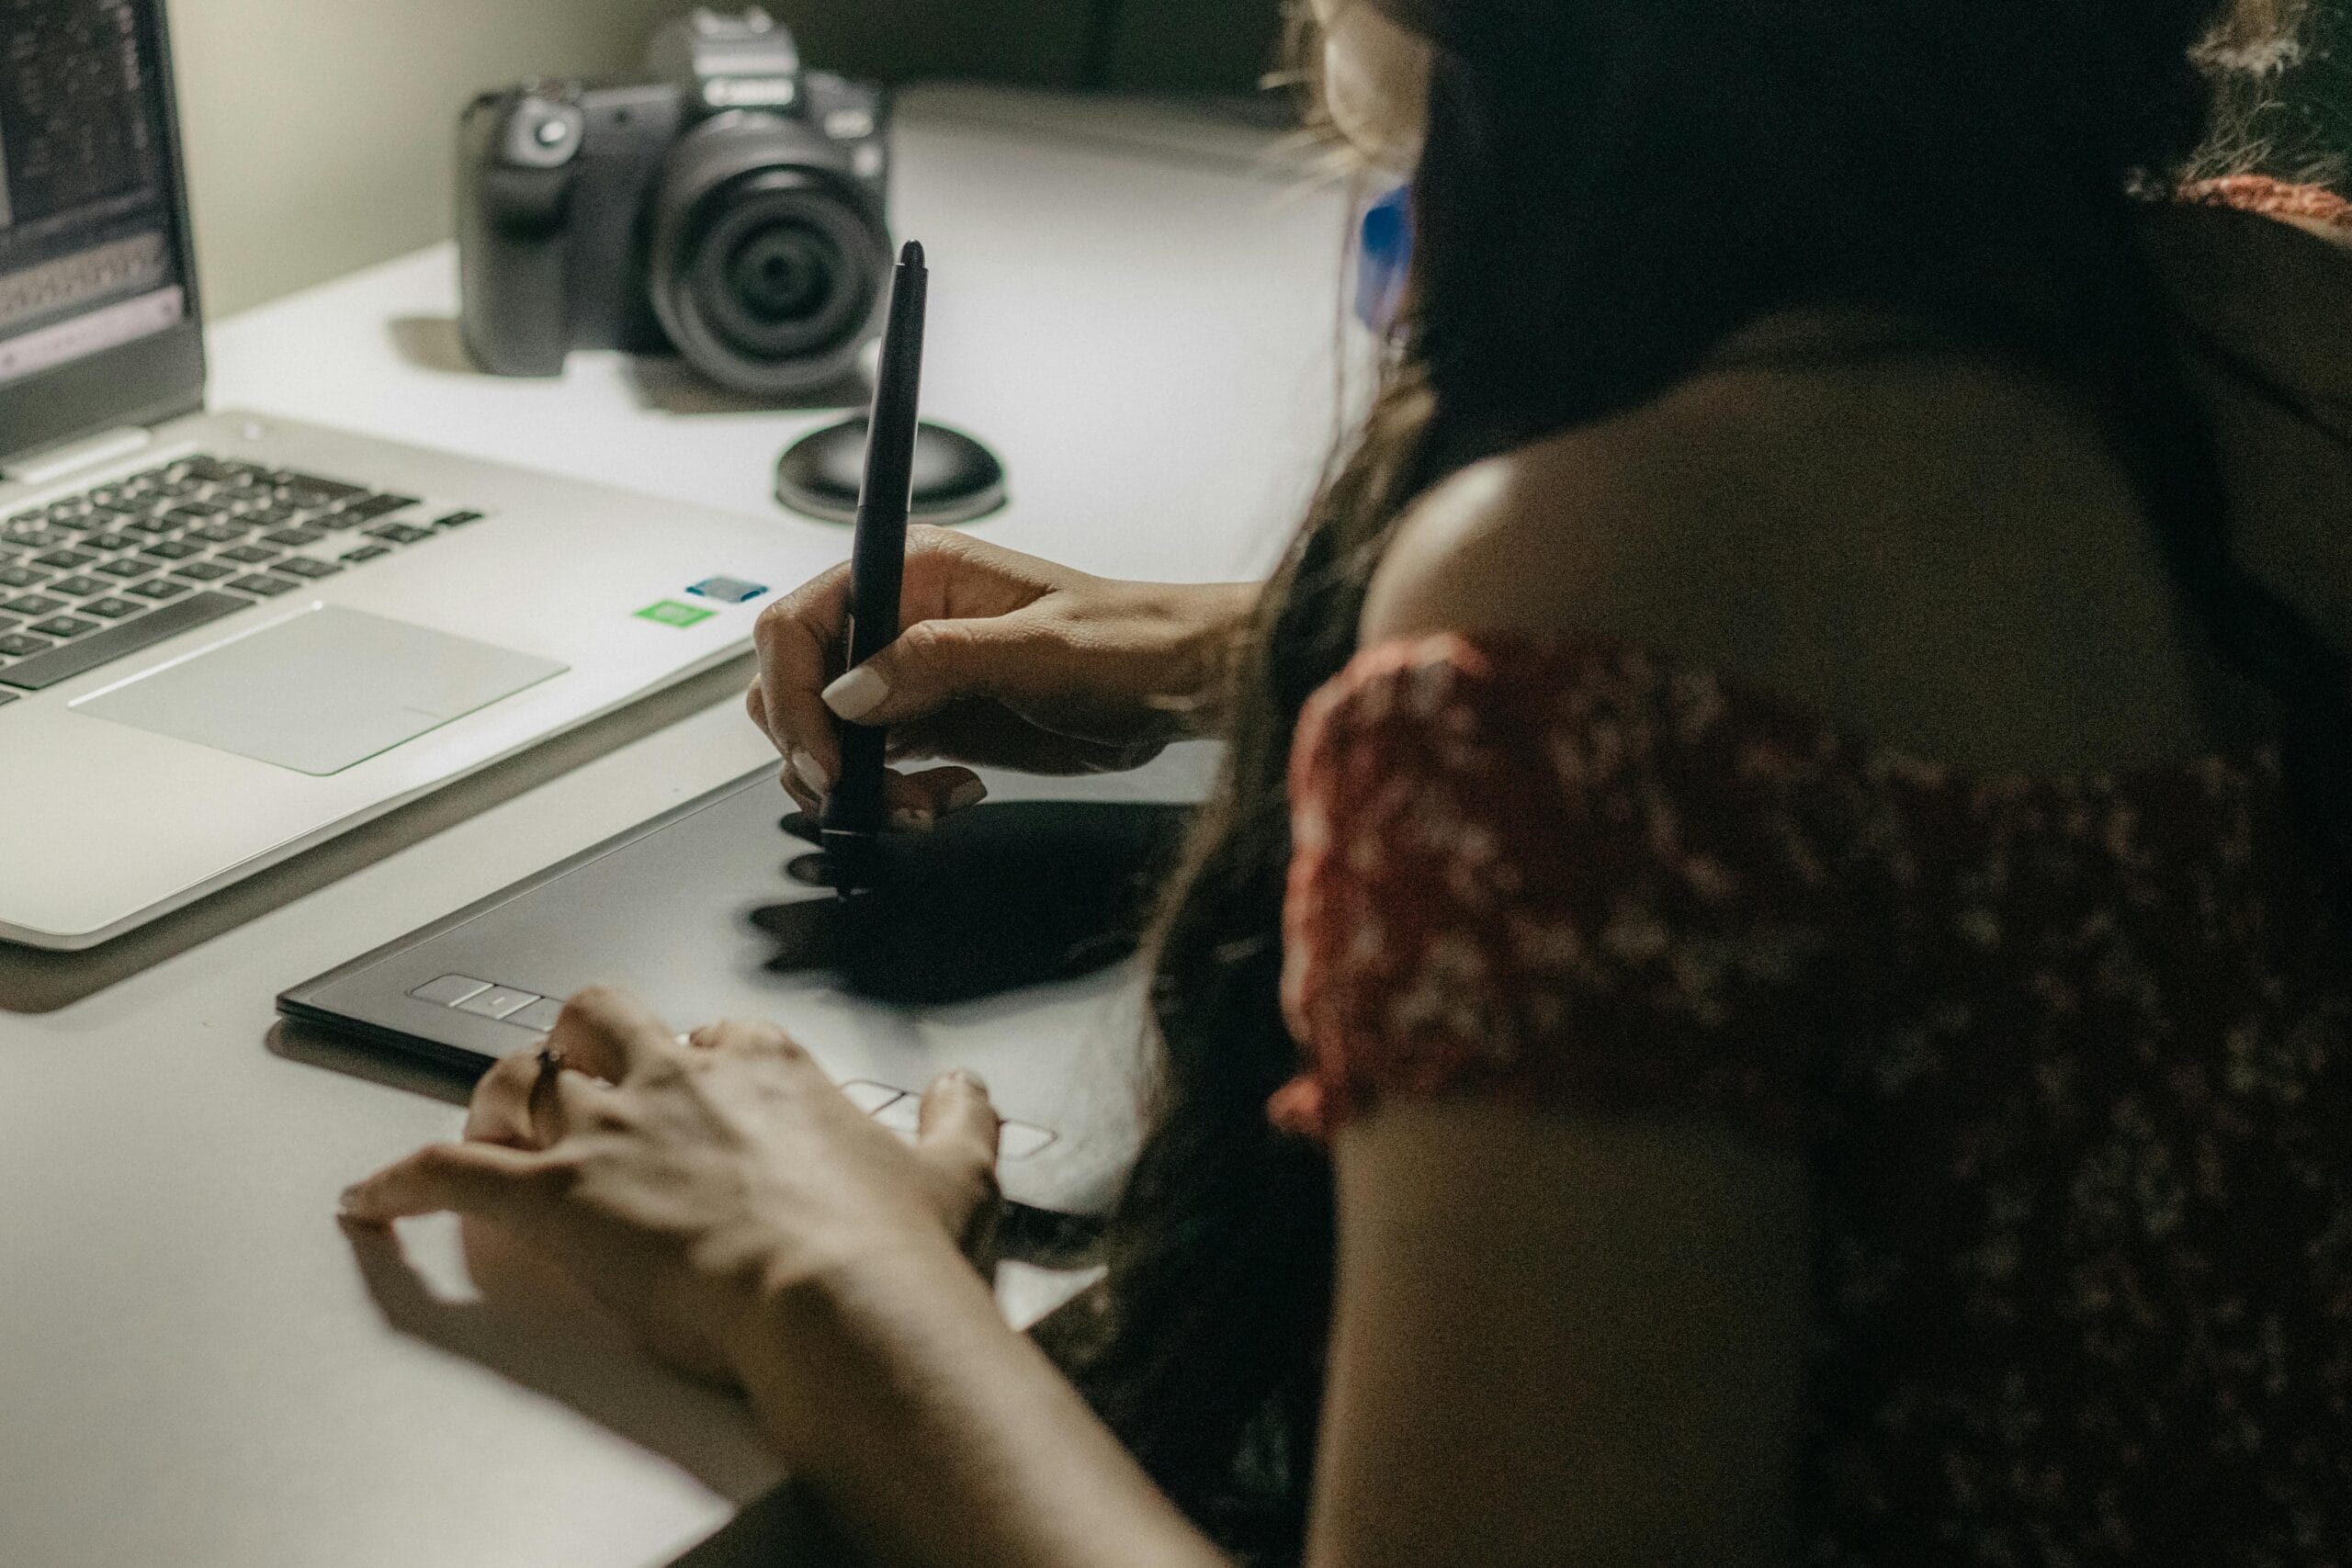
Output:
(172, 560), (238, 582)
(85, 532), (141, 551)
(1, 594), (62, 615)
(0, 565), (45, 589)
(125, 515), (179, 536)
(227, 574), (298, 597)
(430, 509), (486, 529)
(0, 591), (247, 691)
(219, 544), (280, 564)
(0, 634), (50, 658)
(365, 523), (435, 546)
(338, 543), (392, 564)
(31, 549), (93, 570)
(333, 494), (421, 526)
(49, 575), (105, 597)
(274, 556), (342, 580)
(80, 597), (142, 619)
(261, 525), (326, 547)
(128, 578), (191, 601)
(95, 558), (155, 579)
(186, 523), (247, 544)
(28, 616), (98, 639)
(274, 470), (368, 504)
(140, 539), (203, 560)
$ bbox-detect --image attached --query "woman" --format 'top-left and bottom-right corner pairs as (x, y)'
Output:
(345, 0), (2352, 1561)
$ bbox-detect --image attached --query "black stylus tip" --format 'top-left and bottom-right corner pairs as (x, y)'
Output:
(899, 240), (924, 268)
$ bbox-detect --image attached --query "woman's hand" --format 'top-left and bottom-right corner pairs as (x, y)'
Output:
(339, 987), (1002, 1407)
(747, 526), (1256, 824)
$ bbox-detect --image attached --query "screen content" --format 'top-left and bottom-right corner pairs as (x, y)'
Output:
(0, 0), (187, 389)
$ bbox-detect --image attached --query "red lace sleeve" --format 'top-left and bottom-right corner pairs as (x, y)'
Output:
(2176, 174), (2352, 231)
(1273, 634), (1849, 1145)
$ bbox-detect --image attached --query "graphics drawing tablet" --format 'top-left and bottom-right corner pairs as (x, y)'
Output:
(278, 759), (1205, 1216)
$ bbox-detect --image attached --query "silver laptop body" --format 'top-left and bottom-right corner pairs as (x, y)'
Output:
(0, 1), (825, 950)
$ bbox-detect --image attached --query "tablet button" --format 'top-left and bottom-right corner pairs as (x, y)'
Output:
(509, 996), (566, 1032)
(457, 985), (540, 1021)
(840, 1080), (903, 1115)
(410, 974), (492, 1007)
(873, 1093), (924, 1139)
(999, 1122), (1056, 1161)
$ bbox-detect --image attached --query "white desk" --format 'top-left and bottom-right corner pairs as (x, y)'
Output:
(0, 86), (1349, 1568)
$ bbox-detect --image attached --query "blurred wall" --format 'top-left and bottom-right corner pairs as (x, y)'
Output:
(166, 0), (687, 317)
(164, 0), (1287, 320)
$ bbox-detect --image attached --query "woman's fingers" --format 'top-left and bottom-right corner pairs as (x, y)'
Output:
(339, 1140), (557, 1225)
(752, 565), (854, 781)
(917, 1070), (1001, 1179)
(819, 615), (1037, 728)
(781, 761), (987, 827)
(887, 766), (988, 829)
(684, 1017), (822, 1078)
(916, 1071), (1003, 1252)
(465, 1047), (552, 1147)
(546, 987), (680, 1083)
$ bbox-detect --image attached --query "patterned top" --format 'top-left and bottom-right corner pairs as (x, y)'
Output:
(1274, 633), (2352, 1564)
(2181, 173), (2352, 230)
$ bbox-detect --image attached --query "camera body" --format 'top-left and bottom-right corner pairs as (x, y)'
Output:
(458, 7), (890, 398)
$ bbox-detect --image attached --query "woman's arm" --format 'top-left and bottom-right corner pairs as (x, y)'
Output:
(731, 1239), (1225, 1568)
(1312, 1103), (1809, 1568)
(729, 1102), (1807, 1568)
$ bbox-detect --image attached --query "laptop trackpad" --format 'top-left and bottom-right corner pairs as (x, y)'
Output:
(74, 605), (569, 775)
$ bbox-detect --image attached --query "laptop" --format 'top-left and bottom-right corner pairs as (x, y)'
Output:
(0, 0), (832, 950)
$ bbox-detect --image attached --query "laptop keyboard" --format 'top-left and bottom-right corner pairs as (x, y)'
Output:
(0, 454), (485, 695)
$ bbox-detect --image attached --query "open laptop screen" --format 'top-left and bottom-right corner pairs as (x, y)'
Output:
(0, 0), (189, 389)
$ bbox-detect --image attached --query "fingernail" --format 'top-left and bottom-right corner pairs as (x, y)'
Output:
(890, 805), (935, 832)
(822, 666), (889, 721)
(944, 778), (987, 813)
(788, 748), (831, 798)
(336, 1184), (368, 1218)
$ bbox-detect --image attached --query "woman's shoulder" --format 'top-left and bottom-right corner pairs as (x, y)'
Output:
(1366, 322), (2120, 649)
(1359, 312), (2206, 773)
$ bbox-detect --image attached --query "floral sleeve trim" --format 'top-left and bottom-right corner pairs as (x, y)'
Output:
(2177, 174), (2352, 230)
(1273, 634), (1848, 1145)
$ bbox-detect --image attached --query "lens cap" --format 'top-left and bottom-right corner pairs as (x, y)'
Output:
(775, 416), (1007, 526)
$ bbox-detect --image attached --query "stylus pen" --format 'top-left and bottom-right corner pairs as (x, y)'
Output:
(820, 240), (928, 863)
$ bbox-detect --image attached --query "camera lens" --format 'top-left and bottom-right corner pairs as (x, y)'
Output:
(727, 223), (835, 321)
(650, 114), (889, 399)
(688, 190), (869, 359)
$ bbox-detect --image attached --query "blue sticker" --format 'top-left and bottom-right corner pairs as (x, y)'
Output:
(1355, 183), (1412, 335)
(687, 576), (769, 604)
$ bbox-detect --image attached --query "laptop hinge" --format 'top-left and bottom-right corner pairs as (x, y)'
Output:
(3, 426), (155, 488)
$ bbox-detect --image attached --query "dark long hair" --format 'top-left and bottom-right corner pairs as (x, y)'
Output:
(1064, 1), (2335, 1556)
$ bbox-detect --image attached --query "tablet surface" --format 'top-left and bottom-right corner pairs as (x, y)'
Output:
(279, 763), (1201, 1215)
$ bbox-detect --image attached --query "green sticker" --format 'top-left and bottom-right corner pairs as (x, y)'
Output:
(635, 599), (715, 628)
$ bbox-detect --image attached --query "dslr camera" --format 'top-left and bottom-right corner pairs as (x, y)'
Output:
(458, 7), (890, 398)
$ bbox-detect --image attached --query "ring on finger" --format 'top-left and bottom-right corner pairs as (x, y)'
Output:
(527, 1047), (567, 1145)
